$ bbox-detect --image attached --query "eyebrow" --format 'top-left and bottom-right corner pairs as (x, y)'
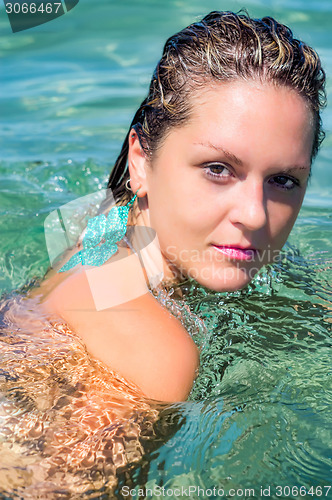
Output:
(194, 141), (243, 166)
(194, 141), (311, 172)
(279, 166), (311, 173)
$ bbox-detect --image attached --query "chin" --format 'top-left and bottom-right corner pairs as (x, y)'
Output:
(193, 266), (263, 293)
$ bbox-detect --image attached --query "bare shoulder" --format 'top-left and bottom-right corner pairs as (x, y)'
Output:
(40, 263), (200, 403)
(112, 291), (200, 402)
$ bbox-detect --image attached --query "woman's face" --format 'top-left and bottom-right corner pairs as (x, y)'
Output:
(137, 80), (314, 291)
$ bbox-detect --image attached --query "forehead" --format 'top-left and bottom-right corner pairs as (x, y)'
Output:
(176, 80), (314, 164)
(188, 79), (312, 126)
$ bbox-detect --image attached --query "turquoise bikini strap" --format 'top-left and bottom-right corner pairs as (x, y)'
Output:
(126, 189), (139, 208)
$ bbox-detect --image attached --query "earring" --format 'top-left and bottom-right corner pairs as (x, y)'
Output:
(125, 178), (132, 191)
(58, 190), (139, 272)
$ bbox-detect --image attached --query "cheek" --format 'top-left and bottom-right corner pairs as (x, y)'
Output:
(179, 203), (222, 242)
(269, 199), (303, 246)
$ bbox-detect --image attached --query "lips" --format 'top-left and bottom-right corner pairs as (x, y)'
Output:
(212, 245), (258, 261)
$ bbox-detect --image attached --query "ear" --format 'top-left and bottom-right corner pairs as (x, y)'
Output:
(127, 128), (149, 197)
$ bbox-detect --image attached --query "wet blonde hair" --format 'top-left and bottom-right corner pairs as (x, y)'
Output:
(101, 10), (326, 210)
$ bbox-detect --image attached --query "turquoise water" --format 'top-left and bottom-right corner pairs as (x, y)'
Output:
(0, 0), (331, 498)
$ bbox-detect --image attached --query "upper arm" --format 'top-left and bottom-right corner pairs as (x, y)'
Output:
(103, 291), (200, 403)
(137, 297), (200, 402)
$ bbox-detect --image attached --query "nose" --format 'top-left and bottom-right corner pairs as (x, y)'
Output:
(229, 178), (267, 231)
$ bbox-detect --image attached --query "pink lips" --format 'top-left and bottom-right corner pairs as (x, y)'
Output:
(212, 245), (257, 261)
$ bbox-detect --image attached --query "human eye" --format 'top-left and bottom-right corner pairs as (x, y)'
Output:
(203, 163), (232, 181)
(269, 174), (300, 190)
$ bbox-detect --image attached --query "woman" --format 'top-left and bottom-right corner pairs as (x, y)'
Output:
(33, 10), (326, 403)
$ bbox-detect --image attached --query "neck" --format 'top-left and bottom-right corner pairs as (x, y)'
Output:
(128, 195), (187, 290)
